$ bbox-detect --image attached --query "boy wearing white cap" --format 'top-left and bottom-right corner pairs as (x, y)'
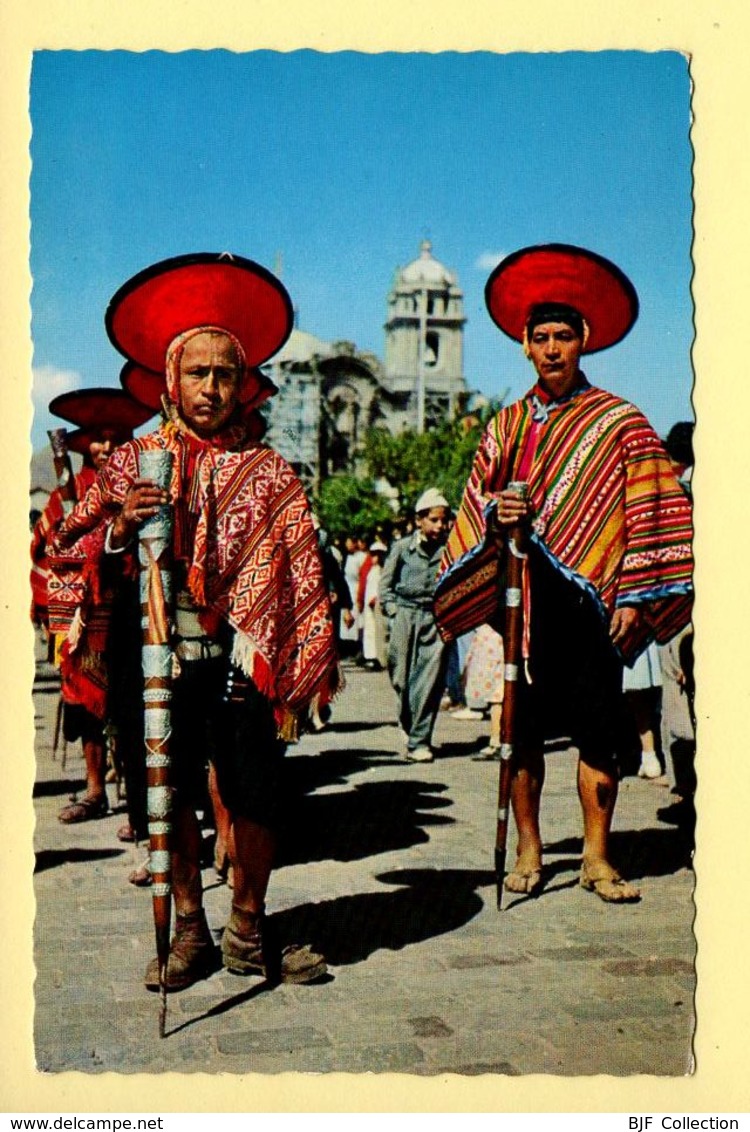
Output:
(380, 490), (451, 761)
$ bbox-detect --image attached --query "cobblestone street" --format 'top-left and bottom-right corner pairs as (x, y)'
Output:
(32, 645), (696, 1077)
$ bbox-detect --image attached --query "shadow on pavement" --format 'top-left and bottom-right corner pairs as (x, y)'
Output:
(434, 741), (490, 761)
(280, 776), (454, 866)
(167, 975), (273, 1037)
(270, 866), (494, 966)
(174, 863), (492, 1033)
(34, 847), (125, 873)
(285, 748), (400, 795)
(544, 825), (694, 880)
(33, 777), (87, 798)
(324, 720), (397, 733)
(33, 677), (61, 692)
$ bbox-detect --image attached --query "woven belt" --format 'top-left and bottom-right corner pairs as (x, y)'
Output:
(174, 639), (224, 662)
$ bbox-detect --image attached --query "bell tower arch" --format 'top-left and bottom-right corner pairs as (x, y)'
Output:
(383, 240), (467, 430)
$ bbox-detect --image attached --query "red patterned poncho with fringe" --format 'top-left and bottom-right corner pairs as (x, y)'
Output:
(32, 465), (112, 721)
(31, 465), (97, 629)
(434, 379), (693, 665)
(51, 418), (341, 738)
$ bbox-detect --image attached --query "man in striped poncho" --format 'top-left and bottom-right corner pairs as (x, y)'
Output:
(434, 245), (693, 904)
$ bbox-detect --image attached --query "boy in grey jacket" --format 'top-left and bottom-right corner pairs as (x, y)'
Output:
(380, 489), (451, 762)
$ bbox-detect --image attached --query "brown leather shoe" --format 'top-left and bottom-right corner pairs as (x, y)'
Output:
(220, 907), (265, 975)
(221, 906), (327, 984)
(144, 910), (217, 992)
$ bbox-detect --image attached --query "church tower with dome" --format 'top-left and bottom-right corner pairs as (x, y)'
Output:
(262, 239), (470, 491)
(383, 240), (467, 430)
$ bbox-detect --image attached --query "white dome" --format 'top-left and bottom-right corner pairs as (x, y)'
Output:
(399, 240), (456, 286)
(269, 328), (333, 365)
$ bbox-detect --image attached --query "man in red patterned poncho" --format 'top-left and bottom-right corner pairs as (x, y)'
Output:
(434, 245), (694, 904)
(32, 389), (154, 826)
(55, 254), (340, 991)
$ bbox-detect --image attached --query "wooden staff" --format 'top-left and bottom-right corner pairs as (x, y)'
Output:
(47, 428), (78, 514)
(495, 480), (529, 910)
(137, 449), (175, 1038)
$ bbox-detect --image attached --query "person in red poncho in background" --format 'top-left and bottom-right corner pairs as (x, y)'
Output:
(32, 388), (154, 825)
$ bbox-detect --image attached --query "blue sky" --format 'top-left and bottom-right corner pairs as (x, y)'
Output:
(30, 50), (694, 449)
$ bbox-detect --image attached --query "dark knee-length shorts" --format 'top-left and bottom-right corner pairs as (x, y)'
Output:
(514, 547), (628, 770)
(169, 655), (286, 830)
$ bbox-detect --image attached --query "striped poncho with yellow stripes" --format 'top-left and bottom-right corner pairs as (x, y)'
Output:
(434, 381), (693, 663)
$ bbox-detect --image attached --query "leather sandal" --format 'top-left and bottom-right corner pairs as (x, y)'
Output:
(58, 794), (109, 824)
(472, 744), (501, 762)
(128, 862), (152, 887)
(504, 851), (543, 895)
(580, 859), (641, 903)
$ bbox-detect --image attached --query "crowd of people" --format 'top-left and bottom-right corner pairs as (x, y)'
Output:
(31, 243), (694, 997)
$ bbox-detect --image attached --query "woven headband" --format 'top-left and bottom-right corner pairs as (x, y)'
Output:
(165, 326), (247, 403)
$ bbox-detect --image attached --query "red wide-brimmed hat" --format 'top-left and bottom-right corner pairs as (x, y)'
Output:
(485, 244), (639, 353)
(120, 359), (277, 414)
(243, 409), (268, 442)
(63, 428), (105, 457)
(106, 252), (293, 400)
(49, 387), (156, 432)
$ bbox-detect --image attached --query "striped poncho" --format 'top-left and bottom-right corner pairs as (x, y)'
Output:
(52, 419), (340, 733)
(434, 380), (693, 663)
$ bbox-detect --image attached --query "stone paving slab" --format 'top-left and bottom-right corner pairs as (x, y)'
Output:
(32, 652), (696, 1076)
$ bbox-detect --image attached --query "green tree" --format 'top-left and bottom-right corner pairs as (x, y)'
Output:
(315, 473), (394, 540)
(364, 398), (506, 512)
(315, 398), (507, 538)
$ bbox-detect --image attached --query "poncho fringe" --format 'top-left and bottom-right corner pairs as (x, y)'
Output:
(52, 422), (340, 732)
(435, 383), (693, 664)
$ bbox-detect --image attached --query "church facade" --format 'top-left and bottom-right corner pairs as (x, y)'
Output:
(264, 241), (468, 489)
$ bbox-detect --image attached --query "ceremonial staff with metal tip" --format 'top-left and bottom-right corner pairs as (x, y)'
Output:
(494, 480), (529, 910)
(137, 448), (175, 1038)
(47, 428), (78, 514)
